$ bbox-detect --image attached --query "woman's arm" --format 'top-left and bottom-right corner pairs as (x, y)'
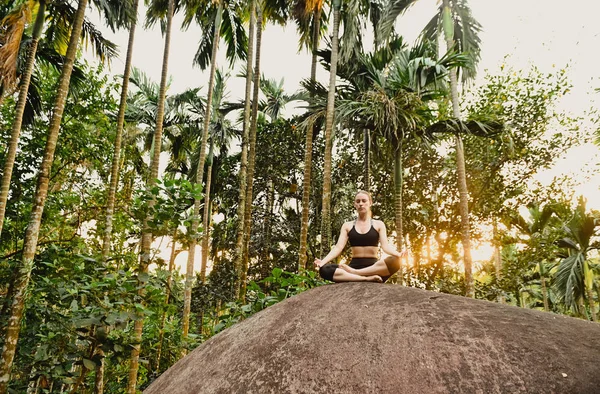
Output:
(314, 222), (350, 267)
(377, 220), (406, 257)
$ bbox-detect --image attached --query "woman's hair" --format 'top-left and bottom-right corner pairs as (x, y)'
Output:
(355, 190), (373, 203)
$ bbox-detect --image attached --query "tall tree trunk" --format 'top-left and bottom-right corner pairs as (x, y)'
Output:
(442, 0), (474, 297)
(298, 5), (321, 271)
(235, 0), (255, 285)
(584, 261), (597, 322)
(200, 142), (214, 282)
(101, 0), (140, 260)
(319, 0), (341, 257)
(393, 143), (403, 284)
(540, 275), (549, 312)
(0, 1), (88, 391)
(239, 3), (263, 300)
(127, 0), (174, 391)
(182, 0), (223, 340)
(0, 0), (46, 239)
(363, 129), (370, 191)
(96, 6), (140, 392)
(261, 178), (274, 278)
(424, 233), (431, 281)
(492, 218), (503, 304)
(155, 230), (179, 373)
(93, 340), (105, 394)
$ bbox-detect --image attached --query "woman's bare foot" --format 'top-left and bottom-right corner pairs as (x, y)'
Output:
(339, 264), (357, 275)
(365, 275), (382, 283)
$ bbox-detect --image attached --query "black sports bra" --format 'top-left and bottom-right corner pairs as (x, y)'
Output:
(348, 221), (379, 247)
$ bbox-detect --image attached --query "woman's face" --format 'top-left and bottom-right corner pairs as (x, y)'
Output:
(354, 192), (371, 214)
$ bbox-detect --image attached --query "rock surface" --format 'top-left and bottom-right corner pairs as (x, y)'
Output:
(145, 283), (600, 393)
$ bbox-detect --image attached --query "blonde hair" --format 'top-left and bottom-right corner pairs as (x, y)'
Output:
(355, 190), (372, 203)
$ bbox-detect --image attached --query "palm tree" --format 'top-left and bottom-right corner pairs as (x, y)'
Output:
(101, 0), (140, 260)
(197, 69), (236, 281)
(337, 43), (454, 260)
(180, 0), (247, 340)
(554, 198), (599, 321)
(259, 76), (304, 120)
(0, 1), (45, 239)
(318, 0), (341, 257)
(506, 202), (561, 311)
(0, 0), (89, 390)
(97, 1), (139, 391)
(292, 0), (326, 271)
(0, 0), (128, 239)
(379, 0), (482, 296)
(238, 0), (288, 298)
(233, 0), (255, 290)
(239, 1), (264, 299)
(127, 0), (174, 391)
(182, 0), (223, 340)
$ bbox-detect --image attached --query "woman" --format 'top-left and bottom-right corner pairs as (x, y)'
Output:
(314, 190), (406, 283)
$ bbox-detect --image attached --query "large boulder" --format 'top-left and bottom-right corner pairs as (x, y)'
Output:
(145, 283), (600, 393)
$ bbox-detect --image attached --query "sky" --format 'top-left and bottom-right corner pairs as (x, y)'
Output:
(86, 0), (600, 270)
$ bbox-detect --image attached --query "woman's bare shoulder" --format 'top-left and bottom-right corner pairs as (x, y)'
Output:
(341, 220), (354, 230)
(373, 219), (387, 230)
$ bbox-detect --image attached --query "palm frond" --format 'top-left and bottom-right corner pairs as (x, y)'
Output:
(193, 16), (214, 70)
(452, 0), (482, 82)
(222, 4), (247, 67)
(263, 0), (288, 25)
(338, 0), (362, 65)
(0, 1), (31, 94)
(554, 252), (586, 311)
(425, 118), (503, 137)
(45, 1), (118, 64)
(376, 0), (419, 45)
(90, 0), (137, 32)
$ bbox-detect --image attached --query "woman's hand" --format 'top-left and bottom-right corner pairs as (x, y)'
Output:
(314, 258), (324, 269)
(394, 249), (408, 258)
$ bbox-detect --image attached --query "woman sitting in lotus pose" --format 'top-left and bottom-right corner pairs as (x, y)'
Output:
(314, 190), (406, 283)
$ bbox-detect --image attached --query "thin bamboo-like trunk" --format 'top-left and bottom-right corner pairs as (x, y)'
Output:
(492, 219), (503, 304)
(590, 292), (597, 322)
(127, 1), (174, 391)
(183, 2), (223, 338)
(239, 4), (263, 300)
(155, 229), (178, 373)
(442, 0), (473, 297)
(393, 145), (403, 284)
(298, 5), (321, 271)
(155, 240), (176, 370)
(200, 143), (214, 282)
(584, 262), (597, 322)
(96, 6), (140, 392)
(261, 178), (274, 278)
(235, 0), (256, 288)
(0, 0), (46, 239)
(541, 275), (549, 312)
(93, 344), (105, 394)
(363, 129), (370, 191)
(101, 0), (139, 260)
(0, 2), (88, 391)
(319, 0), (341, 257)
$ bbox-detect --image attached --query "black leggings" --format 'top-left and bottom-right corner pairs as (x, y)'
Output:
(319, 257), (389, 282)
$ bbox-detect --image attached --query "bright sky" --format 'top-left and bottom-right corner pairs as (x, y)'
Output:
(87, 0), (600, 269)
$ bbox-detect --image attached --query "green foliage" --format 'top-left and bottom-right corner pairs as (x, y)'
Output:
(132, 178), (203, 238)
(1, 6), (599, 391)
(465, 64), (582, 221)
(207, 268), (324, 336)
